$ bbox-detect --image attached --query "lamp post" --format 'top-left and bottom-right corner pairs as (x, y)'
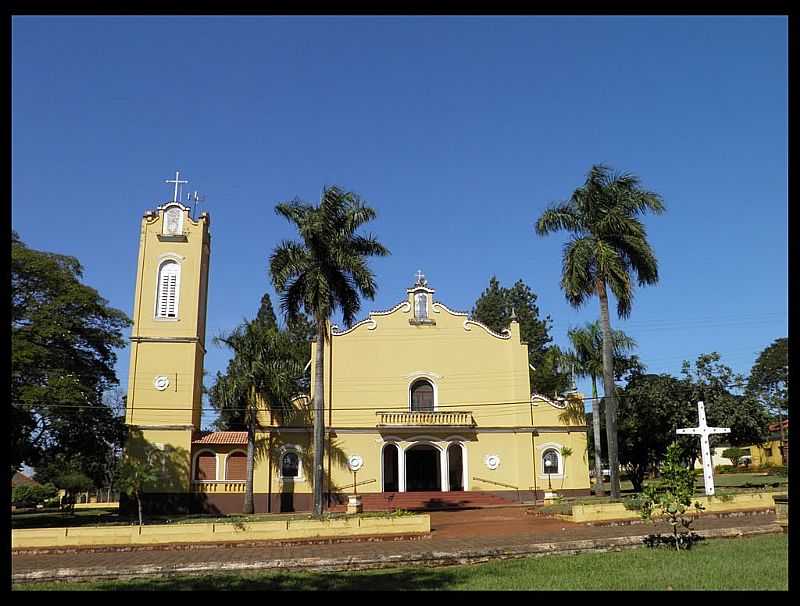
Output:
(545, 458), (553, 491)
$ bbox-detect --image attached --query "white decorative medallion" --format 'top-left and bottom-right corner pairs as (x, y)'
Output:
(153, 375), (170, 391)
(348, 454), (364, 472)
(485, 454), (500, 470)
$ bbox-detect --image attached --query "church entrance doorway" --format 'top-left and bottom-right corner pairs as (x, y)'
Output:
(405, 444), (441, 491)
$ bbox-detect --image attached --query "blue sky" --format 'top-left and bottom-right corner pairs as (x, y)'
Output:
(12, 16), (787, 429)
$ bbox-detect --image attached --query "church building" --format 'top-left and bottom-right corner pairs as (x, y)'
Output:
(124, 196), (590, 514)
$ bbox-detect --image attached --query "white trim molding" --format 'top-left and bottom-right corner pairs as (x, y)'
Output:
(537, 442), (565, 479)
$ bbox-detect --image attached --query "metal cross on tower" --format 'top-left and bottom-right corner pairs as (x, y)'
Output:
(165, 170), (188, 203)
(676, 401), (730, 496)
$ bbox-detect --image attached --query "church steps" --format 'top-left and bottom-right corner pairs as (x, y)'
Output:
(327, 491), (518, 512)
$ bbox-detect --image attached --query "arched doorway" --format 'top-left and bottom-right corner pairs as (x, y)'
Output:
(405, 444), (441, 491)
(383, 443), (399, 492)
(448, 443), (464, 491)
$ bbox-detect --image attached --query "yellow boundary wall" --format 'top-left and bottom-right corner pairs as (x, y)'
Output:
(74, 502), (120, 510)
(12, 514), (430, 549)
(559, 492), (782, 524)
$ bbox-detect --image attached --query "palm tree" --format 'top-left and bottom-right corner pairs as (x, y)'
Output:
(270, 186), (389, 517)
(565, 321), (637, 496)
(535, 164), (665, 498)
(212, 321), (302, 514)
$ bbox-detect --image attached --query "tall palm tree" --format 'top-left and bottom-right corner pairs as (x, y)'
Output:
(565, 321), (637, 496)
(270, 186), (389, 517)
(535, 164), (665, 498)
(212, 321), (302, 514)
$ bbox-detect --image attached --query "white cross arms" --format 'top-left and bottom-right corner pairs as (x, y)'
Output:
(165, 170), (189, 203)
(676, 400), (730, 496)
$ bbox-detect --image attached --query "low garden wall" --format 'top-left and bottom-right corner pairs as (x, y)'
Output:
(11, 514), (430, 549)
(560, 492), (782, 524)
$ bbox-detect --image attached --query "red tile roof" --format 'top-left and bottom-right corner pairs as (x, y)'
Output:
(12, 472), (40, 487)
(768, 419), (789, 433)
(192, 431), (248, 445)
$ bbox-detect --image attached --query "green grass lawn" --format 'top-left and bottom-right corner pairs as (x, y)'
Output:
(15, 533), (788, 591)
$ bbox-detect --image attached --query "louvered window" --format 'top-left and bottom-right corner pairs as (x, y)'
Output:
(226, 452), (247, 481)
(156, 260), (180, 319)
(195, 453), (217, 481)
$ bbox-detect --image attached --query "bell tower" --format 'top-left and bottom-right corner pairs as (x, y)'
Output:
(124, 173), (211, 492)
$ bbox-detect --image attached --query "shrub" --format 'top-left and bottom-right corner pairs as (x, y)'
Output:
(623, 494), (645, 511)
(639, 442), (705, 551)
(722, 447), (748, 468)
(12, 483), (58, 508)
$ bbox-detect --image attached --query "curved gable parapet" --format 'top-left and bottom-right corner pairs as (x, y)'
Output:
(331, 300), (411, 336)
(371, 300), (412, 316)
(531, 393), (567, 409)
(432, 301), (511, 340)
(431, 301), (469, 317)
(331, 317), (377, 336)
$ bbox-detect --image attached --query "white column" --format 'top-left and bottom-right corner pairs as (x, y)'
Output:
(440, 445), (449, 492)
(398, 444), (406, 493)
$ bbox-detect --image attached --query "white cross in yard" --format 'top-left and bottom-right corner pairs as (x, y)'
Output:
(676, 401), (730, 496)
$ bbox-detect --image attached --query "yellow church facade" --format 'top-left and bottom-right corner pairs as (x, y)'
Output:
(124, 200), (590, 514)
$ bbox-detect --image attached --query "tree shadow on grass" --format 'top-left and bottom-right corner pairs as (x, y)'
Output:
(79, 567), (458, 591)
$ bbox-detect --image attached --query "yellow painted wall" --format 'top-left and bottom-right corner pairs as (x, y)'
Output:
(283, 283), (591, 497)
(124, 203), (211, 494)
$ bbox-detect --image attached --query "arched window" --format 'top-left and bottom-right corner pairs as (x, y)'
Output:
(542, 448), (560, 475)
(414, 293), (428, 320)
(280, 451), (300, 479)
(410, 379), (434, 412)
(194, 452), (217, 481)
(156, 260), (180, 319)
(225, 451), (247, 481)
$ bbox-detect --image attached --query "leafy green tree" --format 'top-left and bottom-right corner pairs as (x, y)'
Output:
(559, 446), (574, 490)
(722, 447), (748, 468)
(535, 164), (666, 498)
(12, 483), (57, 508)
(54, 471), (94, 513)
(211, 320), (303, 514)
(115, 448), (164, 526)
(471, 276), (568, 395)
(747, 337), (788, 457)
(11, 231), (131, 483)
(616, 373), (696, 492)
(564, 320), (640, 495)
(639, 442), (705, 551)
(270, 186), (389, 517)
(255, 292), (278, 328)
(681, 353), (770, 449)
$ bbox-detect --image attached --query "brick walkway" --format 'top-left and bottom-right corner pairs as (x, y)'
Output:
(12, 508), (780, 582)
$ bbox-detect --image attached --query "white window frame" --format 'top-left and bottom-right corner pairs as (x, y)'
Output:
(538, 443), (564, 479)
(414, 292), (428, 320)
(278, 445), (304, 481)
(408, 376), (437, 412)
(154, 257), (182, 320)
